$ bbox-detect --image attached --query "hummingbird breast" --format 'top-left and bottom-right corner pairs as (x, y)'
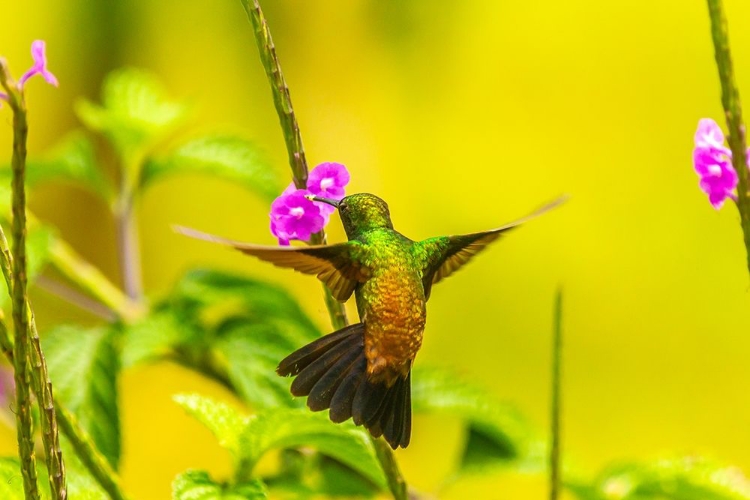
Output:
(355, 230), (426, 385)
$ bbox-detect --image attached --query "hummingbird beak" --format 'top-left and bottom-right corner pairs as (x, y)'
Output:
(306, 195), (340, 208)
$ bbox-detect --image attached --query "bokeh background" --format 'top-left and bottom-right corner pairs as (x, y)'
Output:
(2, 0), (750, 498)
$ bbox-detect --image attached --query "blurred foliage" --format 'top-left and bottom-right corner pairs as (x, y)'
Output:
(43, 325), (121, 469)
(0, 1), (749, 498)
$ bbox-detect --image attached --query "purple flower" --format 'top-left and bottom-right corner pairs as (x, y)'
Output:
(18, 40), (58, 89)
(0, 92), (7, 107)
(269, 163), (350, 245)
(307, 162), (350, 216)
(693, 118), (743, 209)
(694, 147), (738, 208)
(695, 118), (731, 153)
(270, 189), (326, 245)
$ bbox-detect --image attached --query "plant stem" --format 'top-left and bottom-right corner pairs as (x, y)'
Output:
(116, 189), (143, 302)
(0, 60), (43, 500)
(240, 0), (308, 189)
(56, 406), (128, 500)
(706, 0), (750, 274)
(35, 275), (118, 322)
(373, 437), (408, 500)
(240, 0), (349, 331)
(0, 320), (128, 500)
(239, 2), (406, 497)
(549, 288), (563, 500)
(48, 237), (144, 323)
(0, 227), (129, 500)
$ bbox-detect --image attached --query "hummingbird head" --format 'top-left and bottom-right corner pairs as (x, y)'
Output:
(310, 193), (393, 238)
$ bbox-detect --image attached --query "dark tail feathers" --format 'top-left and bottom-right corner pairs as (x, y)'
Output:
(277, 322), (412, 449)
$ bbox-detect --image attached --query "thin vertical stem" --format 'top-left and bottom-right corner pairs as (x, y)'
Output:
(0, 226), (67, 499)
(0, 227), (128, 500)
(549, 288), (563, 500)
(240, 0), (349, 331)
(706, 0), (750, 274)
(0, 60), (42, 500)
(240, 0), (308, 189)
(239, 1), (407, 496)
(373, 437), (408, 500)
(116, 191), (143, 302)
(0, 78), (43, 500)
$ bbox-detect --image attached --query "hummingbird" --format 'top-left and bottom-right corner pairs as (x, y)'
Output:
(177, 193), (563, 449)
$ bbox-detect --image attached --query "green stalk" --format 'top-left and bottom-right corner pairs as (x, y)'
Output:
(56, 406), (128, 500)
(240, 0), (348, 331)
(706, 0), (750, 274)
(372, 438), (408, 500)
(239, 2), (406, 497)
(0, 226), (66, 498)
(0, 227), (129, 500)
(549, 289), (563, 500)
(48, 237), (144, 323)
(0, 59), (43, 500)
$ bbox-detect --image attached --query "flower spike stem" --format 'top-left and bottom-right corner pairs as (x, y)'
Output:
(706, 0), (750, 274)
(0, 58), (44, 500)
(549, 288), (563, 500)
(240, 0), (348, 331)
(240, 2), (407, 498)
(240, 0), (308, 189)
(0, 226), (128, 500)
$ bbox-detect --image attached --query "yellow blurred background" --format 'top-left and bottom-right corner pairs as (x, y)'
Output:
(3, 0), (750, 498)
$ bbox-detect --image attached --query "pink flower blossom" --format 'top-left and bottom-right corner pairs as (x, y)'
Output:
(269, 163), (350, 245)
(18, 40), (58, 89)
(307, 162), (350, 217)
(270, 189), (326, 245)
(692, 118), (745, 209)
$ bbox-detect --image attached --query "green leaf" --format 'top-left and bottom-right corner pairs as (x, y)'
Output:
(266, 452), (380, 499)
(121, 310), (194, 368)
(589, 458), (750, 500)
(127, 270), (319, 409)
(43, 326), (121, 470)
(169, 269), (320, 347)
(239, 409), (387, 491)
(141, 134), (281, 202)
(0, 222), (56, 309)
(308, 455), (381, 498)
(215, 323), (300, 410)
(161, 269), (320, 409)
(0, 132), (112, 202)
(172, 470), (268, 500)
(173, 393), (246, 461)
(26, 224), (55, 285)
(27, 132), (111, 199)
(0, 224), (58, 308)
(75, 68), (187, 162)
(411, 365), (537, 474)
(0, 457), (38, 499)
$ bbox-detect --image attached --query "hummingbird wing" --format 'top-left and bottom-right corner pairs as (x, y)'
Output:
(414, 197), (565, 299)
(175, 226), (371, 301)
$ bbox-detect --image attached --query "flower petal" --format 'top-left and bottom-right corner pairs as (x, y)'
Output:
(18, 40), (58, 88)
(695, 118), (726, 150)
(268, 188), (325, 244)
(308, 162), (350, 199)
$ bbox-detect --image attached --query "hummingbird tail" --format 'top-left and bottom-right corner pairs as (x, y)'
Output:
(276, 322), (412, 449)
